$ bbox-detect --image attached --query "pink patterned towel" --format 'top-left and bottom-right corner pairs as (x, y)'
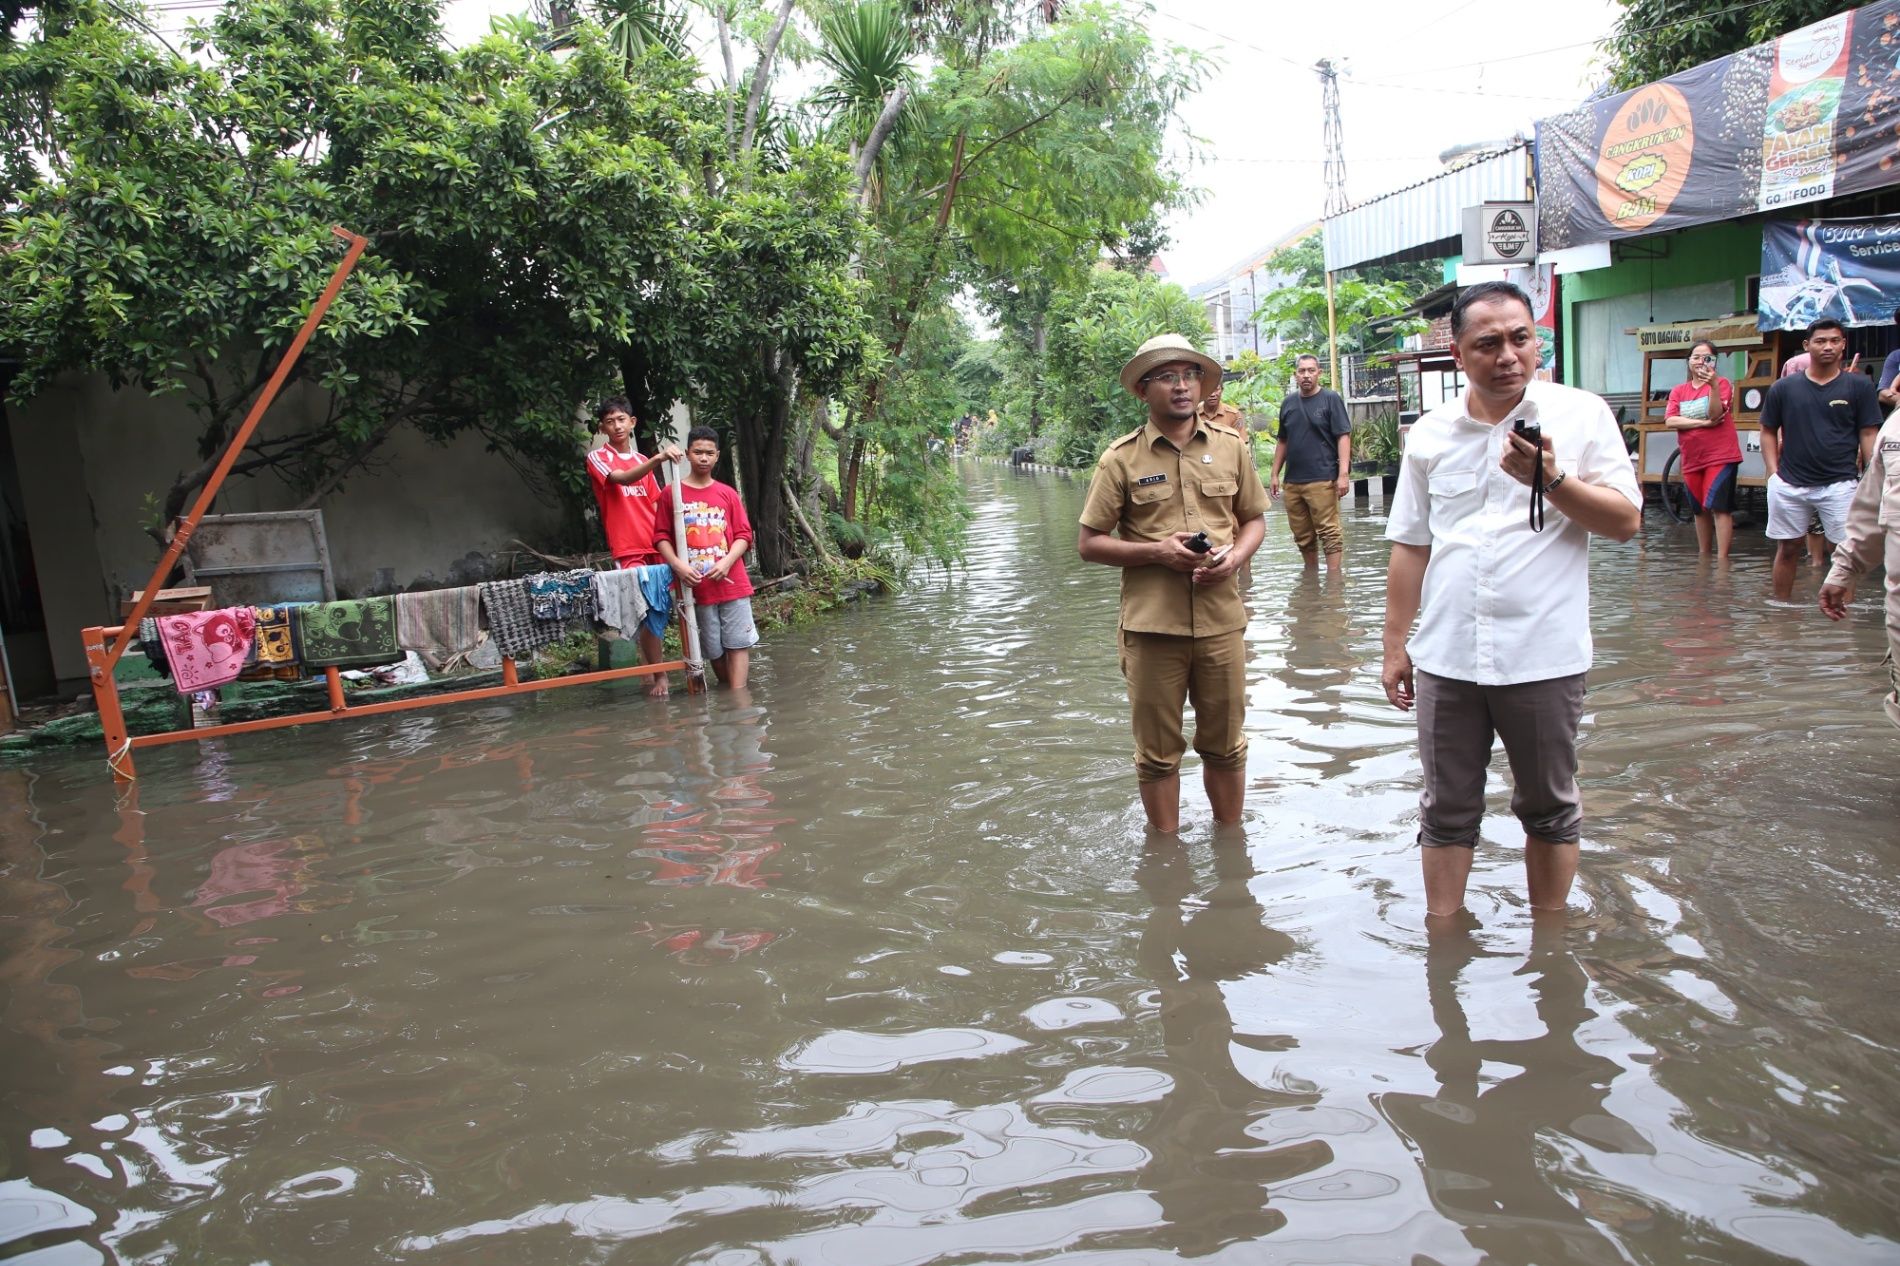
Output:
(156, 607), (256, 693)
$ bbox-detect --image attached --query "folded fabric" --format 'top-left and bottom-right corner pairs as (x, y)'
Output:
(479, 579), (568, 660)
(526, 569), (598, 622)
(138, 617), (172, 679)
(156, 606), (256, 693)
(395, 586), (482, 670)
(240, 604), (303, 681)
(636, 563), (675, 637)
(590, 568), (649, 642)
(292, 597), (402, 669)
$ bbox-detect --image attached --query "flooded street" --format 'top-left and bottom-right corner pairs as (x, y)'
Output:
(4, 459), (1898, 1264)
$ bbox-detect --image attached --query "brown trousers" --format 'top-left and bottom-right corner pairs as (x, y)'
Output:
(1282, 481), (1344, 556)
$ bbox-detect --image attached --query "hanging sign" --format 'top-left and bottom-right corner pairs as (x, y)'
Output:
(1758, 215), (1900, 330)
(1536, 0), (1900, 250)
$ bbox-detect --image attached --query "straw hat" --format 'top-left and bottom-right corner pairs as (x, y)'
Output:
(1119, 334), (1224, 399)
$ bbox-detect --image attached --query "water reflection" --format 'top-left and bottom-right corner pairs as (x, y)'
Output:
(1377, 923), (1645, 1265)
(1134, 834), (1318, 1254)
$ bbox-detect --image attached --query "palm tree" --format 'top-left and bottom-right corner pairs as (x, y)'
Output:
(810, 0), (916, 208)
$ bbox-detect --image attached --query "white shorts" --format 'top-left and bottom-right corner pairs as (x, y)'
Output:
(694, 597), (758, 660)
(1766, 475), (1857, 542)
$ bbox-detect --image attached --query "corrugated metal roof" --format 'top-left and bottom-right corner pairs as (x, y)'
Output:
(1322, 144), (1532, 272)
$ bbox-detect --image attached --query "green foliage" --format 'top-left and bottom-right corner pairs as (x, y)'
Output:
(0, 0), (868, 538)
(1351, 411), (1401, 468)
(1601, 0), (1855, 91)
(1038, 267), (1212, 468)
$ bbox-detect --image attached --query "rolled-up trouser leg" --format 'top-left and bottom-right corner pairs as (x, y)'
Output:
(1416, 670), (1491, 848)
(1123, 630), (1191, 782)
(1187, 628), (1248, 771)
(1492, 673), (1586, 844)
(1885, 534), (1900, 729)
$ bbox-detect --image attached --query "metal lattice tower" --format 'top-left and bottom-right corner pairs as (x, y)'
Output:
(1317, 58), (1348, 217)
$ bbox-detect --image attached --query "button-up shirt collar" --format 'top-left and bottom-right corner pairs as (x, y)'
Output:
(1385, 380), (1642, 685)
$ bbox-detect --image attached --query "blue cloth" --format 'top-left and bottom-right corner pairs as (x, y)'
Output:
(1880, 348), (1900, 394)
(635, 564), (674, 636)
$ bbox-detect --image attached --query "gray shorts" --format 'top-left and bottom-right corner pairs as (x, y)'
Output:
(1415, 669), (1586, 847)
(695, 596), (759, 660)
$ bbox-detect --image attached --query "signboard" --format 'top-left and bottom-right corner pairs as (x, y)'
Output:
(1759, 215), (1900, 330)
(1625, 316), (1766, 351)
(1536, 0), (1900, 250)
(1462, 202), (1536, 263)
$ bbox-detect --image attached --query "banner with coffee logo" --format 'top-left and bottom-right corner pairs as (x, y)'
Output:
(1536, 0), (1900, 250)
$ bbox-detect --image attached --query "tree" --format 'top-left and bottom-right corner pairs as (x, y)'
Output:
(1600, 0), (1856, 91)
(0, 0), (868, 570)
(1038, 267), (1211, 467)
(1246, 233), (1425, 414)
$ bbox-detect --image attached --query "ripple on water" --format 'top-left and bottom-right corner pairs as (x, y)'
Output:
(779, 1028), (1029, 1075)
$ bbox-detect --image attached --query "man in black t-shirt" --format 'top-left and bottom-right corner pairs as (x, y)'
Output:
(1760, 318), (1882, 600)
(1271, 354), (1354, 572)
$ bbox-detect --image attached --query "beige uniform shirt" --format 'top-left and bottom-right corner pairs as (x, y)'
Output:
(1079, 417), (1269, 637)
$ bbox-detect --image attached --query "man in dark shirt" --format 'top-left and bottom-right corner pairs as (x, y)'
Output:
(1760, 318), (1882, 600)
(1271, 354), (1353, 572)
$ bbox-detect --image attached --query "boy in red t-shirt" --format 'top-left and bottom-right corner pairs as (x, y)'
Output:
(586, 397), (682, 687)
(655, 426), (758, 689)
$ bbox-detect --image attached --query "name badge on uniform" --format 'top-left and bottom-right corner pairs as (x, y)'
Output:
(1135, 474), (1167, 486)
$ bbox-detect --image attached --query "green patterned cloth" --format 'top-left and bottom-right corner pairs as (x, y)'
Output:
(291, 597), (403, 669)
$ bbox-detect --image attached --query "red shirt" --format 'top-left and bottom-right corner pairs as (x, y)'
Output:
(654, 479), (754, 605)
(587, 444), (663, 566)
(1666, 378), (1741, 473)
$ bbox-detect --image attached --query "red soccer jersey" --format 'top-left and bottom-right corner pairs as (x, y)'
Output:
(587, 444), (663, 566)
(655, 479), (755, 605)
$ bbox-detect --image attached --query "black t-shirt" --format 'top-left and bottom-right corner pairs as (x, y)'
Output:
(1277, 388), (1353, 482)
(1760, 371), (1881, 486)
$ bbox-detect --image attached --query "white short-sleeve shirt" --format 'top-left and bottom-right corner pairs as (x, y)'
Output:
(1385, 380), (1642, 685)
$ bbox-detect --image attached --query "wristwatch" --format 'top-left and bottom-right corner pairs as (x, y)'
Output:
(1544, 469), (1568, 494)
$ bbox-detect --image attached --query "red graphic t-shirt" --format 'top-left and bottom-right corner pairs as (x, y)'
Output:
(1665, 378), (1741, 473)
(654, 480), (755, 605)
(587, 444), (663, 566)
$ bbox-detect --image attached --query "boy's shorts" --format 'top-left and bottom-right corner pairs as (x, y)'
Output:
(695, 597), (759, 660)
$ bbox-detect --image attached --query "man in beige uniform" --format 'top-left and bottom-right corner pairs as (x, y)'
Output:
(1079, 334), (1270, 833)
(1818, 409), (1900, 728)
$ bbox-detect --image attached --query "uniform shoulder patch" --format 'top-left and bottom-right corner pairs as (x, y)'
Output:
(1107, 427), (1143, 450)
(1205, 420), (1242, 439)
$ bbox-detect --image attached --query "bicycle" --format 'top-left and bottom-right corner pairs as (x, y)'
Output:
(1659, 448), (1695, 524)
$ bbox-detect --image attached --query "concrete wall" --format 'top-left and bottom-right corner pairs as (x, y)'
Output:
(10, 372), (573, 685)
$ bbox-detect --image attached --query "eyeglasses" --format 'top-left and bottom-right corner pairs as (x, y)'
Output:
(1688, 354), (1715, 364)
(1142, 368), (1205, 387)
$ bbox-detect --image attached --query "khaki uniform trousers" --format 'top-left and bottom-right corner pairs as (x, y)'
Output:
(1119, 628), (1248, 782)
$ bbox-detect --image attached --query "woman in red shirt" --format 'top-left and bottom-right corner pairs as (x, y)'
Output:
(1664, 339), (1744, 560)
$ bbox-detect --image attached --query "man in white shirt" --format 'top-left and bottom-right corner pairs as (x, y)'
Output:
(1381, 282), (1642, 920)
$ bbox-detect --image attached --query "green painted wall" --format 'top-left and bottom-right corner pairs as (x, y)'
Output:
(1558, 220), (1759, 387)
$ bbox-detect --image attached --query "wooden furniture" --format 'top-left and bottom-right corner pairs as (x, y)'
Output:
(1631, 317), (1776, 489)
(120, 587), (213, 619)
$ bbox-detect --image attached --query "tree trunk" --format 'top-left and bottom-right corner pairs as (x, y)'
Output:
(841, 436), (867, 522)
(733, 354), (798, 577)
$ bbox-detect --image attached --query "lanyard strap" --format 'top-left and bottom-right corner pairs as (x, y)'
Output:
(1527, 465), (1546, 533)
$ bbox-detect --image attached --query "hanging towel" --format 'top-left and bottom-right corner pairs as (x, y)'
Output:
(395, 586), (482, 670)
(590, 568), (649, 642)
(240, 604), (303, 682)
(479, 579), (567, 660)
(636, 563), (675, 637)
(292, 597), (402, 669)
(138, 617), (172, 679)
(526, 569), (598, 622)
(156, 606), (256, 693)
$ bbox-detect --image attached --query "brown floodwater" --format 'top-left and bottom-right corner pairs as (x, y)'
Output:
(3, 459), (1898, 1265)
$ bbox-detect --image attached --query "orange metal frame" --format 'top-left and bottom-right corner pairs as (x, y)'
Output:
(85, 227), (700, 783)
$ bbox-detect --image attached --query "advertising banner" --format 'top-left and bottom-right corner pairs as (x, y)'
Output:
(1537, 0), (1900, 250)
(1503, 264), (1560, 380)
(1759, 216), (1900, 331)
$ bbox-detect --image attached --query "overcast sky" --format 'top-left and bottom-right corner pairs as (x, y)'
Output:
(391, 1), (1620, 289)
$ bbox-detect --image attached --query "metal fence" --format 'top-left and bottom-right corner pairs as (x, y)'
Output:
(1344, 353), (1399, 403)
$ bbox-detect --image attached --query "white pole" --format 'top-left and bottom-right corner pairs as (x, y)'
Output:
(669, 459), (706, 685)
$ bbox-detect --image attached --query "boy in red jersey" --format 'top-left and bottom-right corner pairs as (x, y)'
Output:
(586, 397), (682, 689)
(656, 427), (758, 689)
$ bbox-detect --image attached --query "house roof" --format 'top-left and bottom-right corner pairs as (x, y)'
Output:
(1186, 219), (1320, 297)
